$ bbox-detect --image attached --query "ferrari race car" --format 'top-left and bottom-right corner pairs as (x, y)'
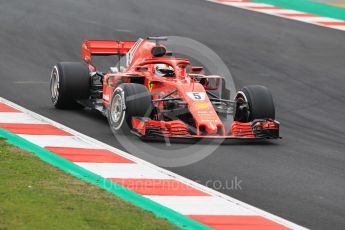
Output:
(50, 37), (280, 141)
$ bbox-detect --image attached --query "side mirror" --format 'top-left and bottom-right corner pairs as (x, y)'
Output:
(190, 66), (203, 73)
(200, 78), (220, 90)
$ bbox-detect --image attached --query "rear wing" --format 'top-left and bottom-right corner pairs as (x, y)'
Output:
(81, 40), (136, 64)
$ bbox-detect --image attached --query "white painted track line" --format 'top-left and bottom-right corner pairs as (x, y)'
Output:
(18, 135), (101, 149)
(76, 163), (173, 179)
(145, 196), (255, 215)
(0, 113), (46, 124)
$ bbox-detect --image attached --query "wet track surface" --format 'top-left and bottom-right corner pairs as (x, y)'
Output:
(1, 0), (345, 228)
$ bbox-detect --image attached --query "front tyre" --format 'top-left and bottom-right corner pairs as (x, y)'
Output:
(108, 83), (152, 134)
(234, 85), (275, 122)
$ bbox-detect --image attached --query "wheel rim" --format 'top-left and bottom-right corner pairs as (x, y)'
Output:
(50, 66), (59, 104)
(111, 94), (124, 124)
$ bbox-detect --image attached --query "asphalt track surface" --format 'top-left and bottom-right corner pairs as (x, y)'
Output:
(1, 0), (345, 229)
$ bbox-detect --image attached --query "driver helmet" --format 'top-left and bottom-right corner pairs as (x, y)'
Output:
(154, 64), (175, 77)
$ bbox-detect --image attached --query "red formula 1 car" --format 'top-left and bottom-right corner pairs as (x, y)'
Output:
(50, 37), (280, 142)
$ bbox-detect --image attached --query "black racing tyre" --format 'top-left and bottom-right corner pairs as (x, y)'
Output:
(234, 85), (275, 122)
(50, 62), (90, 109)
(108, 83), (153, 134)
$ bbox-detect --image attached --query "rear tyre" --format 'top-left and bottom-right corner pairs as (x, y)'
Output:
(234, 85), (275, 122)
(50, 62), (90, 109)
(108, 83), (152, 134)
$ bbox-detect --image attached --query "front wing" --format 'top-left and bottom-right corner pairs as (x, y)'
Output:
(131, 117), (280, 143)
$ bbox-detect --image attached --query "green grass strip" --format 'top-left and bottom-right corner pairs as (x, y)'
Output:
(252, 0), (345, 21)
(0, 128), (211, 230)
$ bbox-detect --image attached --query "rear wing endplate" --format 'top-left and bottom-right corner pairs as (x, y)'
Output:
(81, 40), (136, 64)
